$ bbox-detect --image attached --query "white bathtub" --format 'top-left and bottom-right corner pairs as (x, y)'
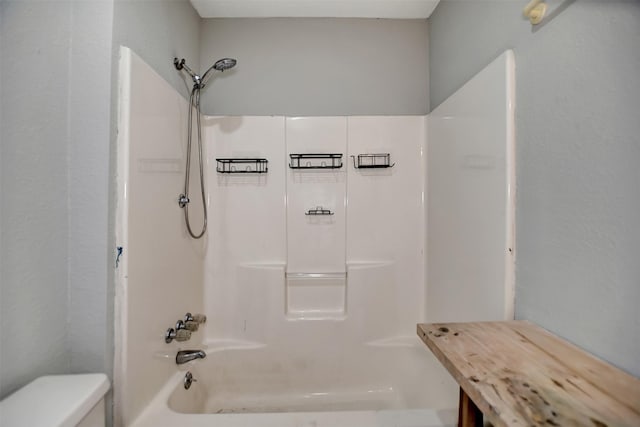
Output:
(130, 340), (458, 427)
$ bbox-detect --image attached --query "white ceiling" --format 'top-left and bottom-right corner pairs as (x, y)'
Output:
(190, 0), (440, 19)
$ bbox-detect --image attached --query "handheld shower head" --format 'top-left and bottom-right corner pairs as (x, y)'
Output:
(213, 58), (237, 71)
(201, 57), (237, 85)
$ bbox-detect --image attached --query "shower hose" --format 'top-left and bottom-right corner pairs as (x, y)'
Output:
(180, 85), (207, 239)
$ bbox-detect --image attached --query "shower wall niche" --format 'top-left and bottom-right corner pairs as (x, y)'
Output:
(204, 116), (426, 346)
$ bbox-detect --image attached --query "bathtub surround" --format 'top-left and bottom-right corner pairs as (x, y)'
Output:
(2, 1), (638, 426)
(199, 18), (430, 116)
(115, 48), (206, 426)
(205, 116), (431, 340)
(429, 0), (640, 377)
(427, 51), (516, 324)
(117, 50), (514, 425)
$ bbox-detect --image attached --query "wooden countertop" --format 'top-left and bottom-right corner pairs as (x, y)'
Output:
(417, 321), (640, 427)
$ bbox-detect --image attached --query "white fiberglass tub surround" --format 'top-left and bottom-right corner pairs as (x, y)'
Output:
(116, 47), (515, 427)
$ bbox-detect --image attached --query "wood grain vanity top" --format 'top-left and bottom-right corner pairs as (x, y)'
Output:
(417, 321), (640, 427)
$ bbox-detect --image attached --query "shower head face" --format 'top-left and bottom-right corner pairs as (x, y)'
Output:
(200, 58), (238, 86)
(213, 58), (237, 71)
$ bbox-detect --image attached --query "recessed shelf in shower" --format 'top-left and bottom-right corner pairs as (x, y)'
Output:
(351, 153), (395, 169)
(289, 153), (343, 169)
(216, 158), (268, 174)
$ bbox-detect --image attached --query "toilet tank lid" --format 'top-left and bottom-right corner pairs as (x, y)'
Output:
(0, 373), (110, 427)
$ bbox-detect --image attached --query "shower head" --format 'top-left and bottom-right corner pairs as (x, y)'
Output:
(201, 58), (237, 85)
(213, 58), (237, 71)
(175, 57), (237, 89)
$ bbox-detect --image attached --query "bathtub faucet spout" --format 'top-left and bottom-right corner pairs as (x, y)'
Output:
(176, 350), (206, 365)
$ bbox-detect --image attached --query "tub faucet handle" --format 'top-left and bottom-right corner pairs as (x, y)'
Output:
(165, 327), (191, 343)
(176, 319), (199, 331)
(183, 321), (199, 331)
(185, 312), (207, 324)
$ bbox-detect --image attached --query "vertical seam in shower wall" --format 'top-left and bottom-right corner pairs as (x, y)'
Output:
(284, 117), (289, 297)
(64, 2), (74, 373)
(344, 117), (349, 315)
(421, 115), (428, 323)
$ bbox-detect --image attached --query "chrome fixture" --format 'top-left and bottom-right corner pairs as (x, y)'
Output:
(176, 319), (199, 332)
(178, 195), (189, 209)
(165, 327), (191, 343)
(183, 371), (197, 390)
(211, 57), (237, 73)
(166, 313), (207, 343)
(176, 350), (206, 365)
(173, 56), (237, 239)
(173, 57), (236, 90)
(185, 312), (207, 324)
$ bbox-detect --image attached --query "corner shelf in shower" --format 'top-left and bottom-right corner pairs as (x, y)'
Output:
(215, 158), (268, 174)
(289, 153), (343, 169)
(351, 153), (395, 169)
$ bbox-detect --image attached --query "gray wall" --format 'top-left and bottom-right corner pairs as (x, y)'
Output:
(429, 0), (640, 376)
(0, 0), (113, 398)
(199, 18), (429, 115)
(0, 0), (201, 403)
(112, 0), (202, 100)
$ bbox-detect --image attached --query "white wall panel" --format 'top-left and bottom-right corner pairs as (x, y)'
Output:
(115, 48), (205, 426)
(204, 116), (286, 340)
(286, 117), (347, 274)
(203, 115), (428, 341)
(427, 50), (515, 323)
(347, 116), (426, 335)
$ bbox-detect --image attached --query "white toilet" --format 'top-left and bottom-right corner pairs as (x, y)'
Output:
(0, 373), (110, 427)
